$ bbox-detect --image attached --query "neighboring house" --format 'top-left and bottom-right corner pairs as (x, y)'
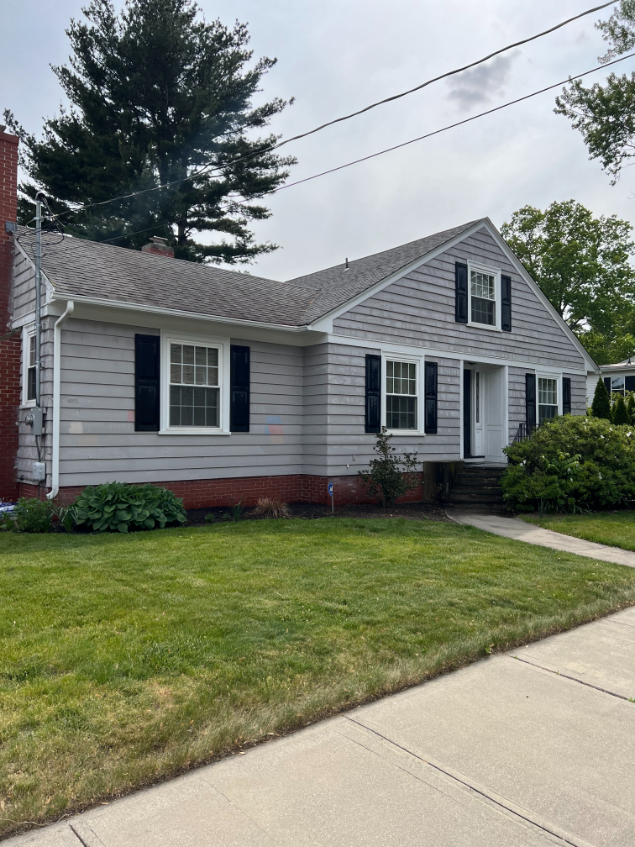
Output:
(0, 131), (600, 507)
(588, 358), (635, 405)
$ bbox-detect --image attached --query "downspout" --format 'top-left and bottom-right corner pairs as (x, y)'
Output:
(47, 300), (74, 501)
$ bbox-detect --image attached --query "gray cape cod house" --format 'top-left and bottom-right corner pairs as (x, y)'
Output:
(8, 218), (600, 508)
(0, 130), (600, 508)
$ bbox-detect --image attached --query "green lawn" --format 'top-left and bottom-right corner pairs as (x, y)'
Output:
(2, 518), (635, 837)
(523, 510), (635, 552)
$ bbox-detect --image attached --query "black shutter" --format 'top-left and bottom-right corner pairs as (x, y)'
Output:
(626, 376), (635, 393)
(501, 275), (512, 332)
(563, 377), (571, 415)
(604, 377), (612, 395)
(135, 334), (160, 432)
(230, 345), (250, 432)
(424, 361), (438, 434)
(455, 262), (468, 324)
(365, 354), (381, 433)
(526, 373), (536, 433)
(463, 369), (471, 457)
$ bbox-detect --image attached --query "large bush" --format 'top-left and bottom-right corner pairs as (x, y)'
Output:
(72, 482), (186, 533)
(502, 416), (635, 512)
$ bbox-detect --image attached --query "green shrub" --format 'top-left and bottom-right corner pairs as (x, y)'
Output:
(591, 378), (611, 420)
(358, 428), (419, 507)
(9, 498), (54, 533)
(72, 482), (187, 533)
(627, 393), (635, 425)
(613, 394), (630, 425)
(502, 415), (635, 512)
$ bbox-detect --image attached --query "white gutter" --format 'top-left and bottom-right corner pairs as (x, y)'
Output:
(49, 295), (310, 334)
(47, 300), (74, 501)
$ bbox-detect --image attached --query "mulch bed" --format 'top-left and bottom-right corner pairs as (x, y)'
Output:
(186, 501), (449, 526)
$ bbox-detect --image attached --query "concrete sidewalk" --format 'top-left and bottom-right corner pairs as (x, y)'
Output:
(447, 510), (635, 567)
(7, 608), (635, 847)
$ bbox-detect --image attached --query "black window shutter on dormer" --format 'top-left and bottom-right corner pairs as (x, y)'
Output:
(135, 334), (160, 431)
(365, 354), (381, 433)
(563, 377), (571, 415)
(501, 275), (512, 332)
(230, 345), (250, 432)
(424, 361), (438, 434)
(455, 262), (468, 323)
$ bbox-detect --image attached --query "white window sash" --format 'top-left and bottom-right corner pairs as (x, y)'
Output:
(381, 353), (425, 435)
(22, 325), (37, 407)
(467, 261), (502, 332)
(160, 332), (231, 435)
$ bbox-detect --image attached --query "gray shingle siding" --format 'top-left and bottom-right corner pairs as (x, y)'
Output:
(332, 230), (586, 371)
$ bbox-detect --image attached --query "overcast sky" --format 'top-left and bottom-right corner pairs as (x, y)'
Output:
(2, 0), (634, 280)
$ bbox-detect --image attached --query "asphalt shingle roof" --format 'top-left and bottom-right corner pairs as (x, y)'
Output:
(16, 219), (483, 326)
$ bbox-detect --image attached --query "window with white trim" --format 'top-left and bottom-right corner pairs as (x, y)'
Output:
(470, 267), (497, 326)
(386, 359), (418, 430)
(26, 333), (36, 402)
(169, 342), (220, 427)
(538, 377), (558, 425)
(611, 376), (625, 396)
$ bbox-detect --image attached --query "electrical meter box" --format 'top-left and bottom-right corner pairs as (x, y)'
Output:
(32, 462), (46, 482)
(26, 407), (44, 436)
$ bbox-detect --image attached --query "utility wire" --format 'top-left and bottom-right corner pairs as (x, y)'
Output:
(45, 0), (619, 223)
(236, 51), (635, 198)
(25, 49), (635, 251)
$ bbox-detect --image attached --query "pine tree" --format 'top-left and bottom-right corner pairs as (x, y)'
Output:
(613, 393), (630, 425)
(4, 0), (295, 263)
(591, 378), (612, 420)
(627, 393), (635, 424)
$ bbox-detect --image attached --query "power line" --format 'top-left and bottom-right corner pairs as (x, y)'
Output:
(260, 51), (635, 197)
(46, 0), (619, 223)
(23, 49), (635, 251)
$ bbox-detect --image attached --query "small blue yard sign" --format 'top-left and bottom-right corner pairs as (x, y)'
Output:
(327, 480), (333, 497)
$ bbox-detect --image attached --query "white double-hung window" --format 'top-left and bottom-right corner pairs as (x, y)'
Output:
(385, 359), (419, 431)
(161, 334), (230, 434)
(469, 263), (500, 329)
(538, 377), (558, 425)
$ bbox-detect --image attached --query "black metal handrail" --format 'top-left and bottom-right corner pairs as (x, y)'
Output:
(512, 422), (533, 445)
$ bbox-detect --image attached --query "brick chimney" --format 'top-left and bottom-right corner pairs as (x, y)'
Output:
(141, 236), (174, 258)
(0, 128), (20, 502)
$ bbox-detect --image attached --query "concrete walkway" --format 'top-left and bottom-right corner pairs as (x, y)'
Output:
(7, 608), (635, 847)
(447, 510), (635, 567)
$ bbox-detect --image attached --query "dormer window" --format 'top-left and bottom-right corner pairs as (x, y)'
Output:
(468, 263), (501, 329)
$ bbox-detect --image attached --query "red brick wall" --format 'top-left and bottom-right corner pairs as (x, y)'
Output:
(0, 131), (19, 502)
(20, 472), (424, 509)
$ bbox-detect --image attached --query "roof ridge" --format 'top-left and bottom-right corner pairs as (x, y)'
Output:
(285, 218), (485, 287)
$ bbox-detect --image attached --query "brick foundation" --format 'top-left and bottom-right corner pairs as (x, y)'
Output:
(19, 472), (424, 509)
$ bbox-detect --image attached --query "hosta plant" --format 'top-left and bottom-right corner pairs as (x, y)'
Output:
(72, 482), (186, 533)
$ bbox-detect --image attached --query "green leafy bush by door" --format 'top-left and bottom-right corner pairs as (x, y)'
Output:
(503, 416), (635, 512)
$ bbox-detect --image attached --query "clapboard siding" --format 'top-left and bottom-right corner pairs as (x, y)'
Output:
(567, 373), (587, 415)
(508, 367), (527, 444)
(58, 319), (306, 487)
(302, 344), (330, 475)
(315, 342), (462, 475)
(11, 249), (37, 320)
(333, 229), (586, 370)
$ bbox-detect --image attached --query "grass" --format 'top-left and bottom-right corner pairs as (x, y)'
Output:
(2, 517), (635, 837)
(523, 510), (635, 552)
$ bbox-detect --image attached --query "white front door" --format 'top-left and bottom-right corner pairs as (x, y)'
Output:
(484, 368), (504, 461)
